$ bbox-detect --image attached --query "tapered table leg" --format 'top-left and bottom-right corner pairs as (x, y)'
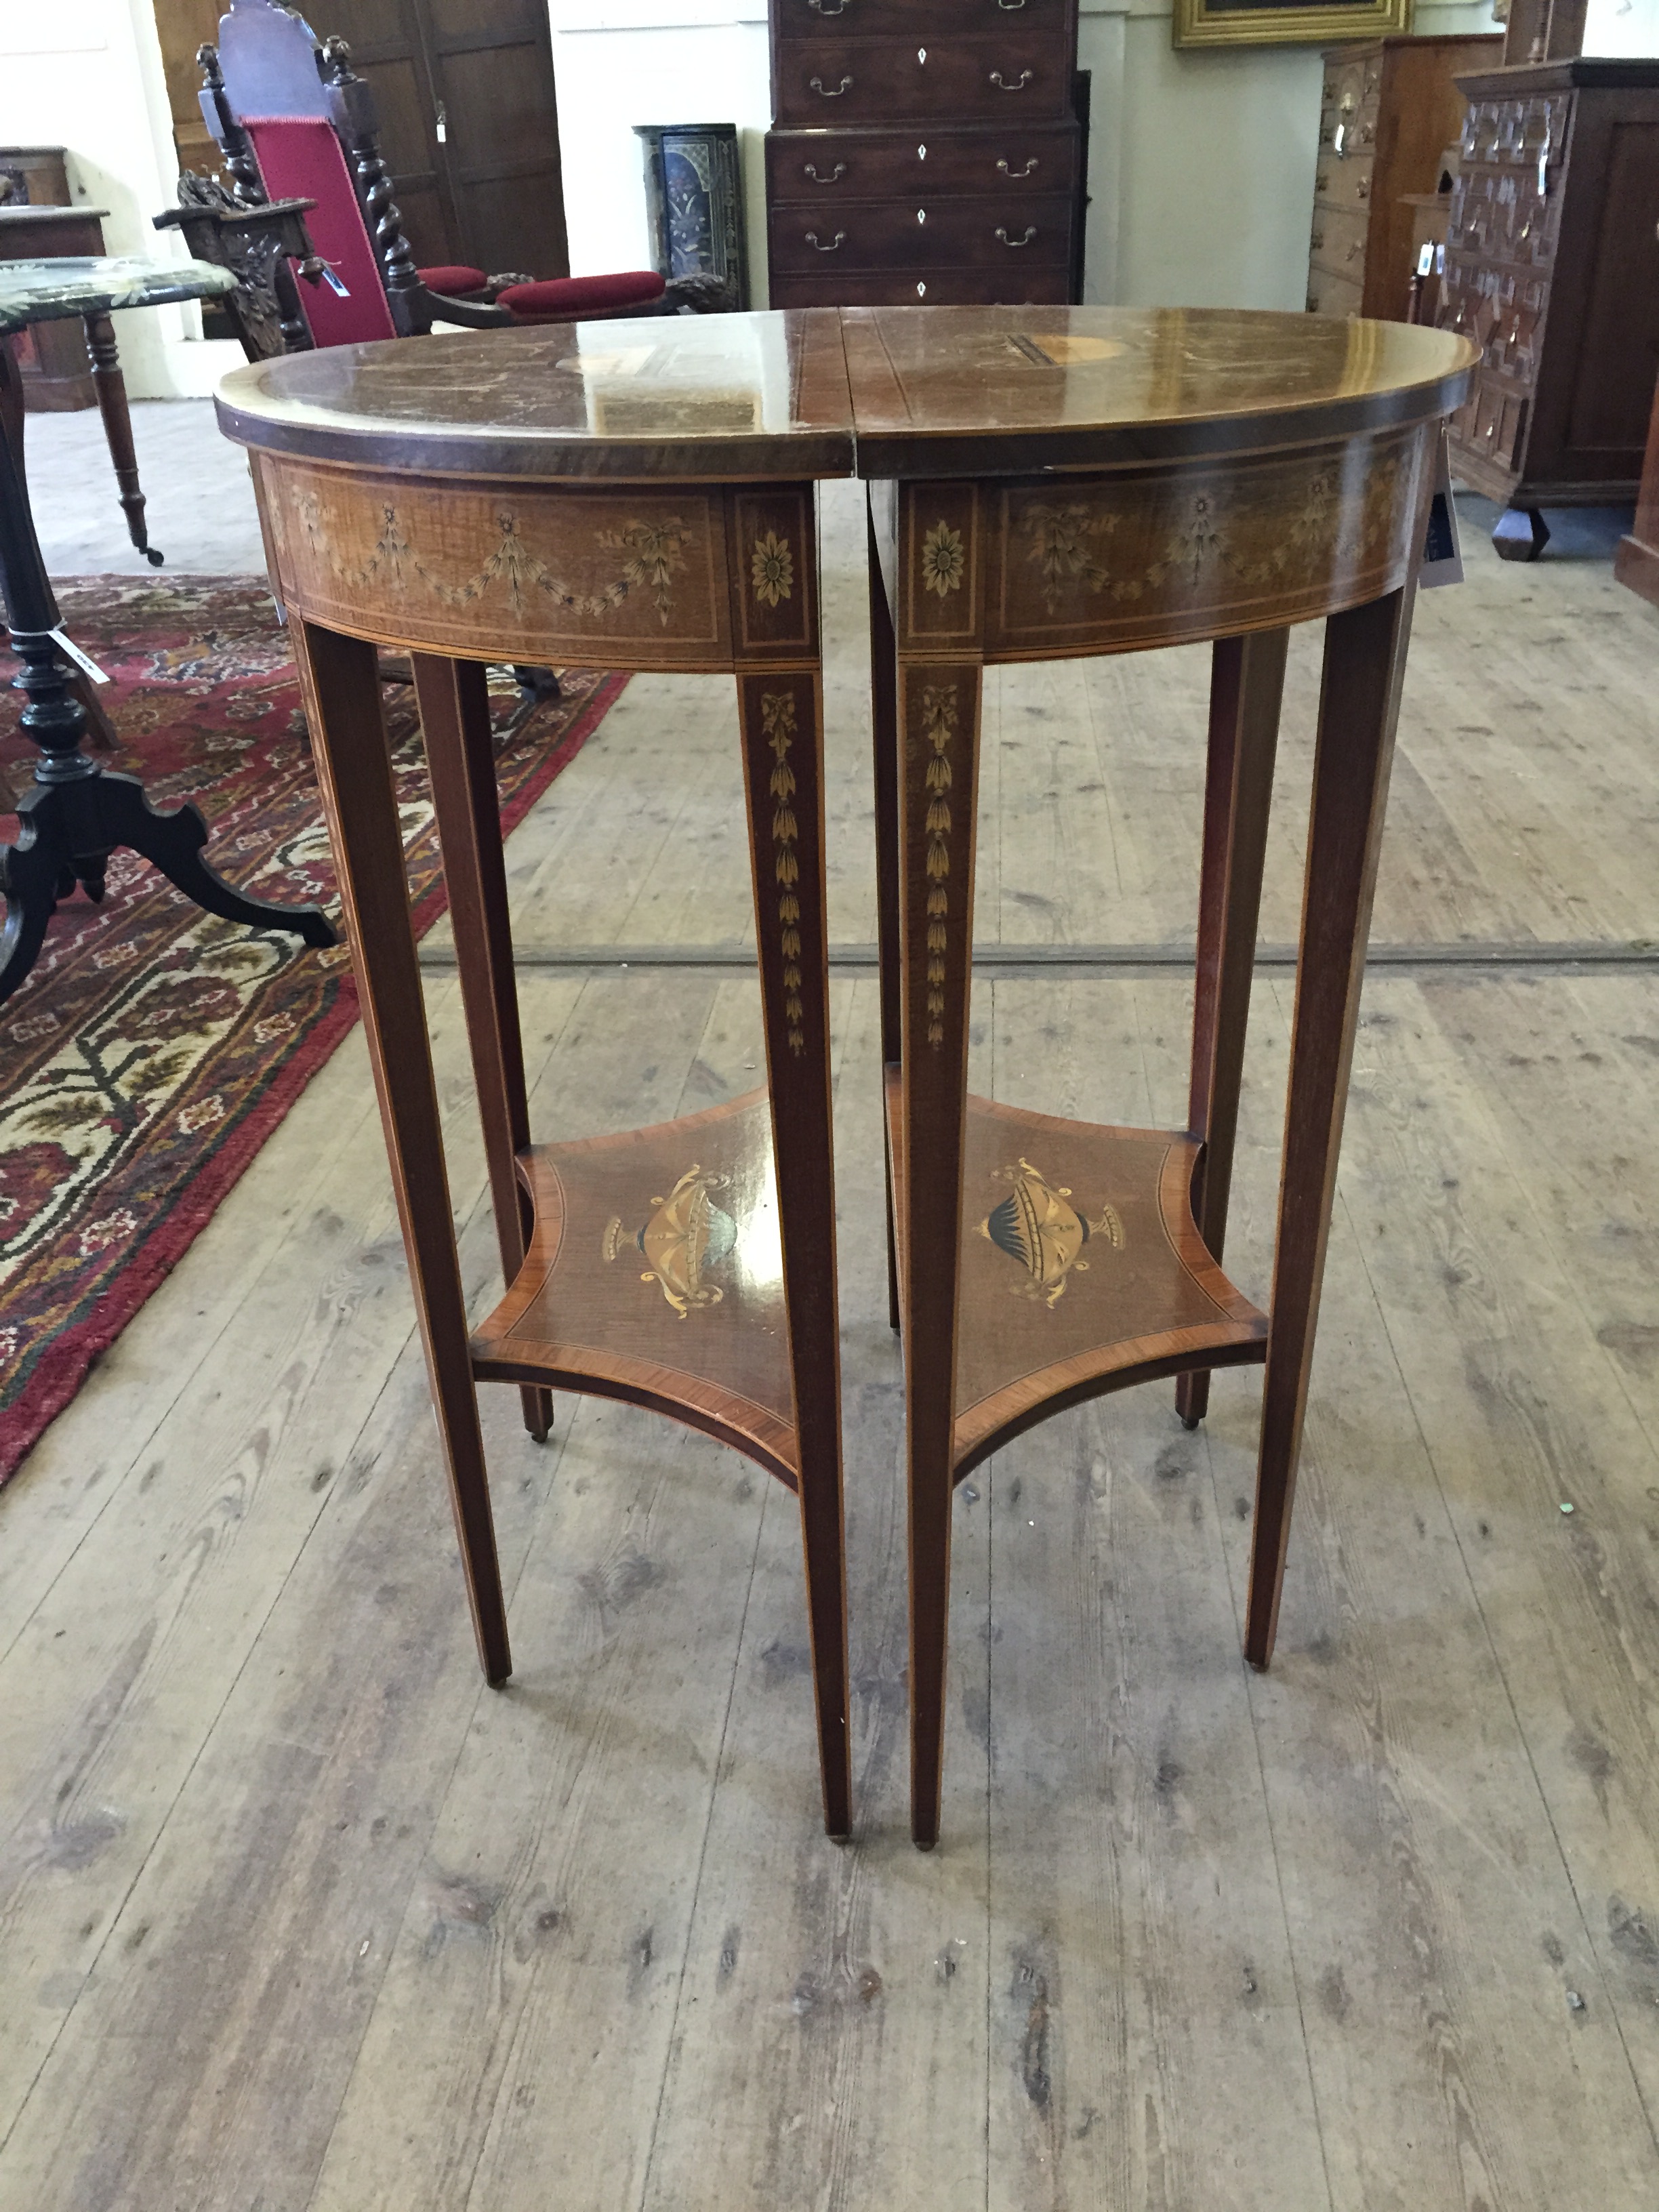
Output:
(868, 494), (903, 1332)
(1176, 627), (1287, 1429)
(897, 655), (983, 1849)
(291, 619), (512, 1685)
(83, 313), (161, 567)
(413, 652), (552, 1446)
(1245, 586), (1416, 1668)
(737, 664), (852, 1839)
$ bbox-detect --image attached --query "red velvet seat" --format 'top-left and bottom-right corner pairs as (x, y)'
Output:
(495, 271), (666, 322)
(417, 264), (490, 297)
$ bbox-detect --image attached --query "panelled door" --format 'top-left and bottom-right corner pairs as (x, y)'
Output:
(152, 0), (571, 279)
(328, 0), (569, 279)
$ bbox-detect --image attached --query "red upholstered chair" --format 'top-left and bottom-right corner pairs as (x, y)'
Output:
(199, 0), (727, 348)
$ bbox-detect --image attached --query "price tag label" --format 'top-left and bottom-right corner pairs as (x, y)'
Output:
(1419, 428), (1464, 590)
(48, 628), (110, 683)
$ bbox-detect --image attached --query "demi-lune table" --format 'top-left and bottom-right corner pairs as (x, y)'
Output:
(847, 305), (1477, 1845)
(216, 312), (856, 1835)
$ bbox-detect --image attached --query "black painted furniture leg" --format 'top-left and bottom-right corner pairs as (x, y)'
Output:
(0, 342), (337, 1006)
(84, 312), (163, 567)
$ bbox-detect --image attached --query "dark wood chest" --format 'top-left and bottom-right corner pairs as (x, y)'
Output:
(1305, 35), (1500, 323)
(764, 0), (1083, 310)
(1437, 58), (1659, 511)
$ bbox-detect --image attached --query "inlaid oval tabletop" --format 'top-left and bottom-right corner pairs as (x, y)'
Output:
(840, 305), (1479, 475)
(216, 308), (855, 482)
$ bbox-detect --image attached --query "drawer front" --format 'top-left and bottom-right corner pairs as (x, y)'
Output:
(1450, 371), (1530, 474)
(1312, 148), (1374, 216)
(1319, 52), (1382, 161)
(1308, 203), (1368, 287)
(769, 193), (1073, 272)
(773, 0), (1074, 36)
(766, 124), (1080, 204)
(773, 36), (1073, 127)
(769, 264), (1073, 307)
(1305, 263), (1362, 319)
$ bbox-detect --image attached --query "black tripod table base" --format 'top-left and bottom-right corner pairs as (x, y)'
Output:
(0, 767), (337, 1007)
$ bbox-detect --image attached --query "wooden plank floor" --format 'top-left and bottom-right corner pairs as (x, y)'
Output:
(3, 484), (1658, 2207)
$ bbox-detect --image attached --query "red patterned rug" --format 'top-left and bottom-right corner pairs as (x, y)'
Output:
(0, 577), (626, 1488)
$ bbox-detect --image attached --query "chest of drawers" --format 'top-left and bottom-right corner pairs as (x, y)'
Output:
(1305, 35), (1500, 325)
(1435, 58), (1659, 556)
(765, 0), (1083, 309)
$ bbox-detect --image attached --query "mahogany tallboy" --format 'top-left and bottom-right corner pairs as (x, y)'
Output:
(216, 314), (856, 1837)
(846, 306), (1475, 1843)
(765, 0), (1084, 309)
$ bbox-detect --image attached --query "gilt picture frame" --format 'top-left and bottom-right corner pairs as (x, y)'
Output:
(1173, 0), (1412, 50)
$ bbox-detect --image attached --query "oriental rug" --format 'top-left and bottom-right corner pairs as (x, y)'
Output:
(0, 577), (626, 1488)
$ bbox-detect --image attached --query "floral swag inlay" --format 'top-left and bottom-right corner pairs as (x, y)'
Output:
(1021, 451), (1406, 615)
(289, 495), (693, 626)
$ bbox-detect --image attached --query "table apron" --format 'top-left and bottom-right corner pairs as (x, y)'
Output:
(880, 422), (1438, 656)
(250, 454), (824, 669)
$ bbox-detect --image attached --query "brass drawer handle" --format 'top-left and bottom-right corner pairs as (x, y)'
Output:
(810, 75), (853, 96)
(997, 225), (1037, 247)
(998, 157), (1038, 177)
(990, 70), (1033, 91)
(805, 230), (846, 251)
(998, 0), (1028, 8)
(804, 163), (846, 184)
(808, 0), (848, 11)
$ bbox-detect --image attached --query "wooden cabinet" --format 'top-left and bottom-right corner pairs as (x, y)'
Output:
(1307, 35), (1500, 325)
(1437, 58), (1659, 558)
(765, 0), (1083, 310)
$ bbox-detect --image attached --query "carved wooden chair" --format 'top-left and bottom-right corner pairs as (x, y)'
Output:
(194, 0), (729, 348)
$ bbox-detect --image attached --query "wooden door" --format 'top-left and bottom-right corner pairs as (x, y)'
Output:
(152, 0), (234, 178)
(151, 0), (569, 281)
(332, 0), (569, 279)
(319, 0), (454, 272)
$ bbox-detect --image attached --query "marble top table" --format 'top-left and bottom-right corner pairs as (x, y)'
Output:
(0, 253), (240, 569)
(0, 253), (237, 335)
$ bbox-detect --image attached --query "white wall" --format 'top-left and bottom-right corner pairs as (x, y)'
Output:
(552, 0), (1501, 313)
(20, 0), (1659, 398)
(0, 0), (235, 396)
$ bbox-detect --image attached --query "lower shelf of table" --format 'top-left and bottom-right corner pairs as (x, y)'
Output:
(884, 1069), (1269, 1479)
(470, 1090), (800, 1489)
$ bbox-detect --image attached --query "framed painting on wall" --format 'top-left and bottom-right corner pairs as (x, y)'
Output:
(1173, 0), (1412, 49)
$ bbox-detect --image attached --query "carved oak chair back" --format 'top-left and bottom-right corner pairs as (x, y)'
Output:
(199, 0), (718, 338)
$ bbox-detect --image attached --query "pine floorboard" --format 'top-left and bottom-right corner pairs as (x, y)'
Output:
(2, 485), (1658, 2205)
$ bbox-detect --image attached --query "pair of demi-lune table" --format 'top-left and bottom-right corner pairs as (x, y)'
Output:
(216, 306), (1475, 1847)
